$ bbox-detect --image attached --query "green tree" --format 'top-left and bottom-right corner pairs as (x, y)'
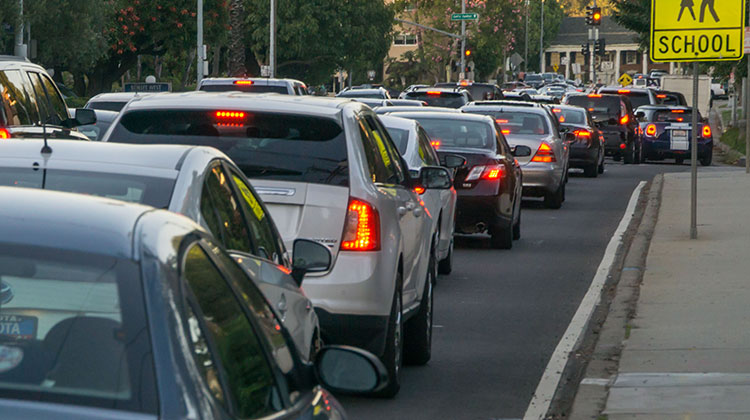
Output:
(511, 0), (565, 74)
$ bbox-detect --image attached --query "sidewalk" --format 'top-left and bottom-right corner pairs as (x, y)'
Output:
(602, 170), (750, 419)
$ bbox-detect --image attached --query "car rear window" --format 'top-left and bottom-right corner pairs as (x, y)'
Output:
(652, 110), (697, 122)
(466, 110), (549, 136)
(0, 168), (176, 208)
(85, 101), (127, 112)
(404, 92), (466, 108)
(384, 127), (409, 154)
(406, 117), (495, 150)
(336, 91), (386, 99)
(200, 84), (289, 94)
(555, 108), (586, 125)
(566, 96), (622, 119)
(615, 92), (650, 109)
(0, 244), (156, 413)
(525, 75), (542, 81)
(108, 110), (349, 186)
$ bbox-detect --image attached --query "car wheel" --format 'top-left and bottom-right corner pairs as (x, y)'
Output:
(377, 276), (403, 397)
(676, 157), (685, 165)
(634, 141), (643, 164)
(437, 237), (453, 275)
(584, 163), (598, 178)
(623, 143), (635, 164)
(598, 157), (605, 174)
(490, 219), (513, 249)
(404, 252), (434, 366)
(544, 182), (564, 209)
(512, 209), (521, 240)
(700, 150), (713, 166)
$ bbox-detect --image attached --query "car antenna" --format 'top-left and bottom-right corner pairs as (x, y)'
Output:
(40, 118), (52, 154)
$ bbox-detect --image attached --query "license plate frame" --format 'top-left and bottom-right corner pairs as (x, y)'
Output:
(671, 129), (689, 151)
(0, 315), (38, 340)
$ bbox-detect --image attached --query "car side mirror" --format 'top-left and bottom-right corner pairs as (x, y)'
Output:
(291, 239), (332, 285)
(418, 166), (452, 190)
(314, 346), (388, 394)
(512, 145), (532, 157)
(62, 108), (96, 128)
(635, 111), (646, 122)
(441, 153), (466, 169)
(564, 132), (576, 143)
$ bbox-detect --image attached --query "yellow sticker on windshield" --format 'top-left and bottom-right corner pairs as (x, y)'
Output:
(371, 130), (392, 167)
(233, 175), (265, 221)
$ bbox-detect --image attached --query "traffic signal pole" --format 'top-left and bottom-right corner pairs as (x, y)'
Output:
(460, 0), (467, 80)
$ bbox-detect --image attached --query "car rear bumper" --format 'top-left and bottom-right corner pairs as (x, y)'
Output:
(521, 163), (562, 195)
(569, 145), (599, 168)
(454, 194), (510, 233)
(643, 139), (713, 158)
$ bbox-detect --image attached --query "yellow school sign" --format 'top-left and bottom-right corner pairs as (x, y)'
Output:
(650, 0), (746, 62)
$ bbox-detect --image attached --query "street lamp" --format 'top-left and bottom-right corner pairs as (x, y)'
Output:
(197, 0), (203, 84)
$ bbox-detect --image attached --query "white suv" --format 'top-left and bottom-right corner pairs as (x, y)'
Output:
(102, 92), (453, 396)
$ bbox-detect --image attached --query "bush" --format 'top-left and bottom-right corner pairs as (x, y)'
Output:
(65, 97), (90, 108)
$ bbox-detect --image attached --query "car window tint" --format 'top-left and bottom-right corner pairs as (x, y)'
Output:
(183, 244), (282, 417)
(566, 96), (622, 119)
(365, 115), (406, 185)
(0, 70), (39, 125)
(412, 116), (497, 150)
(559, 109), (586, 125)
(40, 74), (68, 124)
(185, 303), (226, 405)
(27, 73), (52, 125)
(404, 92), (466, 108)
(384, 126), (409, 155)
(357, 117), (392, 184)
(229, 170), (284, 264)
(201, 165), (252, 253)
(0, 167), (175, 208)
(85, 101), (126, 112)
(417, 128), (440, 166)
(0, 244), (157, 413)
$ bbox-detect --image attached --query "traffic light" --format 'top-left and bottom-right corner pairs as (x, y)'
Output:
(594, 38), (606, 56)
(465, 48), (472, 58)
(591, 7), (602, 26)
(581, 43), (590, 56)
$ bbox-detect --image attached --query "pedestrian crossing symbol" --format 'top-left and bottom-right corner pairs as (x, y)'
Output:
(651, 0), (745, 62)
(618, 73), (633, 87)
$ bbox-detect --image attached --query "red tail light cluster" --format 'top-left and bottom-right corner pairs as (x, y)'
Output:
(0, 128), (9, 139)
(215, 111), (246, 119)
(430, 140), (441, 149)
(234, 80), (254, 85)
(619, 115), (630, 125)
(341, 199), (380, 251)
(574, 130), (592, 139)
(646, 124), (657, 136)
(465, 164), (505, 181)
(531, 142), (556, 163)
(702, 125), (712, 138)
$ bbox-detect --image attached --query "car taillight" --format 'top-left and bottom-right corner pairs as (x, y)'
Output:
(574, 130), (592, 139)
(703, 125), (712, 138)
(430, 140), (441, 149)
(501, 129), (511, 135)
(618, 89), (630, 94)
(0, 128), (9, 139)
(465, 165), (505, 181)
(426, 91), (442, 96)
(341, 199), (380, 251)
(620, 115), (630, 125)
(646, 124), (657, 136)
(414, 186), (425, 194)
(620, 143), (627, 149)
(588, 94), (602, 98)
(531, 142), (556, 163)
(215, 111), (246, 118)
(234, 80), (254, 85)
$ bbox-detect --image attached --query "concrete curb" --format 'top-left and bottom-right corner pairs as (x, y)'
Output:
(565, 174), (664, 420)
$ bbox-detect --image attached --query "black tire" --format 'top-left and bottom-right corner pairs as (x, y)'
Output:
(490, 221), (513, 249)
(700, 151), (713, 166)
(613, 154), (622, 162)
(376, 277), (403, 397)
(584, 163), (598, 178)
(623, 143), (635, 164)
(544, 182), (564, 209)
(598, 156), (605, 174)
(404, 254), (434, 366)
(512, 209), (521, 240)
(437, 238), (453, 275)
(634, 141), (643, 164)
(676, 157), (685, 165)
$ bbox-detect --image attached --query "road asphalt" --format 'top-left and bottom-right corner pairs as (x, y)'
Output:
(340, 161), (689, 420)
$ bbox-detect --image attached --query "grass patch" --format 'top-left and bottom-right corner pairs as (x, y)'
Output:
(597, 415), (608, 420)
(625, 324), (632, 339)
(720, 127), (746, 155)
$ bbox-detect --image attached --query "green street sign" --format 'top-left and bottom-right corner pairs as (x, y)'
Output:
(451, 13), (478, 21)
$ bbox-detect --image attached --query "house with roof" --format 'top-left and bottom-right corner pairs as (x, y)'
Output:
(544, 16), (670, 84)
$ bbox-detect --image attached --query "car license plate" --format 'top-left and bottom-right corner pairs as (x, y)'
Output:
(671, 130), (689, 151)
(0, 315), (37, 340)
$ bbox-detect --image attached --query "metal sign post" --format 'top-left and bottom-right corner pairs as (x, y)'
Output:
(650, 0), (746, 239)
(745, 26), (750, 174)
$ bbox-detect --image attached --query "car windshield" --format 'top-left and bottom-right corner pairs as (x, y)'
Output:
(466, 110), (549, 136)
(525, 75), (542, 81)
(337, 91), (385, 99)
(200, 84), (288, 94)
(405, 92), (466, 108)
(405, 117), (495, 150)
(556, 108), (587, 125)
(85, 101), (126, 112)
(0, 168), (175, 208)
(567, 96), (622, 120)
(108, 110), (349, 186)
(652, 110), (697, 122)
(0, 244), (156, 413)
(384, 127), (409, 154)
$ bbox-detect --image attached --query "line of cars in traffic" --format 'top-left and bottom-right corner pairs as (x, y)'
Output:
(0, 54), (713, 418)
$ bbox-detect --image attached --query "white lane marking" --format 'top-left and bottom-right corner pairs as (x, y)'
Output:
(580, 377), (612, 386)
(522, 181), (647, 420)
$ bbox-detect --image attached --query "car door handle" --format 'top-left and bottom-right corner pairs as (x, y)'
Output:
(398, 206), (407, 216)
(406, 202), (415, 211)
(413, 207), (423, 217)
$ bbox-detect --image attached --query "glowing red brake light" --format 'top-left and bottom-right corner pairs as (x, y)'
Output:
(620, 114), (630, 125)
(430, 140), (441, 149)
(646, 124), (657, 136)
(574, 130), (592, 138)
(671, 109), (685, 113)
(559, 116), (566, 123)
(0, 128), (9, 139)
(496, 119), (509, 124)
(588, 94), (602, 98)
(341, 199), (380, 251)
(551, 108), (562, 113)
(501, 129), (511, 135)
(426, 91), (442, 96)
(414, 186), (425, 194)
(618, 89), (630, 94)
(483, 167), (502, 180)
(656, 94), (667, 99)
(234, 80), (254, 85)
(216, 111), (246, 118)
(531, 142), (556, 163)
(703, 125), (712, 138)
(465, 165), (505, 181)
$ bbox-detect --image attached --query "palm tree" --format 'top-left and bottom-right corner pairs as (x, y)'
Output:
(228, 0), (246, 76)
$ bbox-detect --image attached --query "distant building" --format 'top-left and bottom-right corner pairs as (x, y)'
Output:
(544, 16), (670, 84)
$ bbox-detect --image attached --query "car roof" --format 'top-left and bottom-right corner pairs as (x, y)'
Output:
(0, 139), (200, 172)
(408, 87), (464, 94)
(88, 92), (154, 102)
(337, 89), (384, 95)
(378, 115), (419, 131)
(549, 104), (586, 111)
(123, 91), (357, 117)
(386, 111), (494, 123)
(376, 106), (459, 114)
(200, 77), (305, 86)
(463, 105), (549, 115)
(637, 105), (692, 111)
(599, 86), (653, 93)
(0, 187), (155, 258)
(465, 100), (541, 108)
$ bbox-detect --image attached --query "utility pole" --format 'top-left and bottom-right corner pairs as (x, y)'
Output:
(746, 0), (750, 174)
(197, 0), (204, 84)
(539, 0), (544, 73)
(270, 0), (276, 78)
(524, 0), (529, 72)
(14, 0), (25, 58)
(460, 0), (467, 80)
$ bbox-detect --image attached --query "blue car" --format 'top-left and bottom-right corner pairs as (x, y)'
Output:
(0, 187), (386, 419)
(635, 105), (713, 166)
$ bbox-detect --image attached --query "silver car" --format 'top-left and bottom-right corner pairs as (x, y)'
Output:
(379, 115), (459, 274)
(0, 139), (325, 361)
(463, 103), (569, 209)
(101, 92), (454, 396)
(84, 92), (153, 112)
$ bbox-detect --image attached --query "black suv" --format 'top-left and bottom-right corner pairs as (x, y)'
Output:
(0, 56), (92, 140)
(564, 93), (641, 164)
(404, 87), (473, 108)
(598, 87), (661, 109)
(434, 82), (504, 100)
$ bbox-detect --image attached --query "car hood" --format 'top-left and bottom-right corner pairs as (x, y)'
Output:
(0, 398), (157, 420)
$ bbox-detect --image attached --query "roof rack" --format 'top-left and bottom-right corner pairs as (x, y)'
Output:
(0, 55), (30, 62)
